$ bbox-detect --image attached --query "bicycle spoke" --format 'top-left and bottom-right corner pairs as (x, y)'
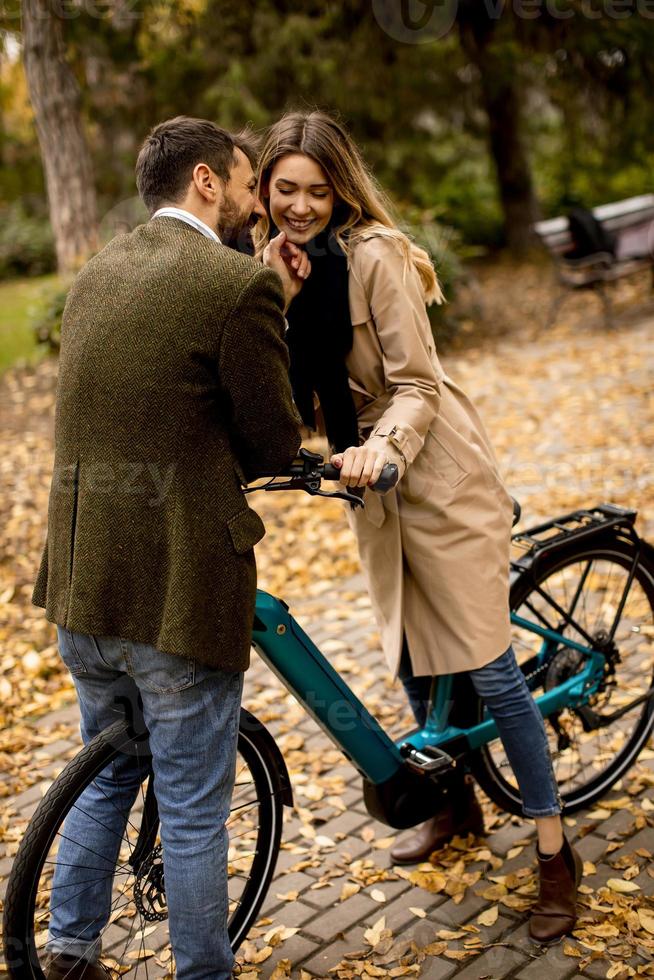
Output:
(533, 581), (597, 647)
(87, 767), (148, 842)
(567, 559), (592, 623)
(43, 860), (133, 875)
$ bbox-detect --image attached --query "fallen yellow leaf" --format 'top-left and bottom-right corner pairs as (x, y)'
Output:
(340, 881), (361, 901)
(607, 878), (640, 893)
(638, 908), (654, 935)
(477, 905), (499, 927)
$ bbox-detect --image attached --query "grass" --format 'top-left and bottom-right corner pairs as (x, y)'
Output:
(0, 274), (60, 374)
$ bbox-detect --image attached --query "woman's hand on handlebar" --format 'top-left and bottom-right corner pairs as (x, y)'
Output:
(330, 445), (388, 489)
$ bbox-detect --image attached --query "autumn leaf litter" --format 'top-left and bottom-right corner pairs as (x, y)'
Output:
(1, 286), (653, 977)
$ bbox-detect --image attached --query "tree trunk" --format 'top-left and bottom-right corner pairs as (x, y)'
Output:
(458, 13), (540, 254)
(22, 0), (99, 273)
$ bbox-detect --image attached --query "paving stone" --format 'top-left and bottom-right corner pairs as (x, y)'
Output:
(273, 846), (320, 876)
(515, 934), (580, 979)
(432, 889), (497, 931)
(492, 841), (537, 877)
(0, 855), (16, 879)
(257, 934), (319, 978)
(8, 780), (47, 811)
(33, 738), (76, 760)
(301, 873), (410, 910)
(101, 923), (133, 954)
(619, 825), (654, 853)
(411, 910), (517, 963)
(11, 799), (40, 822)
(632, 865), (654, 895)
(573, 833), (608, 864)
(411, 956), (459, 980)
(301, 890), (378, 943)
(258, 898), (320, 930)
(313, 806), (369, 839)
(369, 885), (447, 934)
(280, 814), (308, 842)
(507, 919), (576, 962)
(583, 860), (633, 893)
(335, 784), (367, 808)
(325, 763), (361, 784)
(305, 834), (372, 875)
(591, 808), (639, 840)
(440, 941), (528, 979)
(470, 911), (516, 946)
(33, 703), (79, 729)
(302, 875), (402, 914)
(300, 927), (367, 977)
(266, 869), (318, 901)
(578, 954), (645, 980)
(485, 818), (532, 856)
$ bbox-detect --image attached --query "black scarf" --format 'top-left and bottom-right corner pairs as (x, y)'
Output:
(284, 223), (359, 454)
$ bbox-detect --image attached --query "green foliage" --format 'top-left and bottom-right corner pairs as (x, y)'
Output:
(401, 205), (484, 350)
(0, 203), (56, 279)
(0, 274), (59, 373)
(5, 1), (654, 263)
(31, 280), (70, 353)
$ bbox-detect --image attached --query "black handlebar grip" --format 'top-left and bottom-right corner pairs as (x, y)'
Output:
(322, 462), (399, 493)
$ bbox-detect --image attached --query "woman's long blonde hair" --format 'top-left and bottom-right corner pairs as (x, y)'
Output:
(253, 110), (445, 306)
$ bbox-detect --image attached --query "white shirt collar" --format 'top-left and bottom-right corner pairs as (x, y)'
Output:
(152, 206), (221, 244)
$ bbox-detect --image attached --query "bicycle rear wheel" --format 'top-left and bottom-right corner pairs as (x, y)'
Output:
(3, 712), (285, 979)
(470, 537), (654, 815)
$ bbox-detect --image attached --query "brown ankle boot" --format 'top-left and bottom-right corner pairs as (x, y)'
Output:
(44, 954), (111, 980)
(390, 774), (485, 865)
(529, 836), (583, 944)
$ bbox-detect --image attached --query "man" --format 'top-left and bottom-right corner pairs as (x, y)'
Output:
(32, 116), (306, 980)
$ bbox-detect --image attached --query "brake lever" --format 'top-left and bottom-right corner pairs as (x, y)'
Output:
(307, 487), (364, 508)
(262, 478), (364, 508)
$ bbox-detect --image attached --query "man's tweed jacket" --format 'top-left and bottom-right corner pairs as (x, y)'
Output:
(32, 217), (302, 670)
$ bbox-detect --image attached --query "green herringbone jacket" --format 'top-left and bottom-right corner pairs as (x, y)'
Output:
(32, 217), (302, 670)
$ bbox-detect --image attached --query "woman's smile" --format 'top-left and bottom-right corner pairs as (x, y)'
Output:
(284, 216), (316, 232)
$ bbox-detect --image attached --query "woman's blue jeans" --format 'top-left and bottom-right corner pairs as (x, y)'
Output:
(399, 642), (562, 818)
(45, 627), (243, 980)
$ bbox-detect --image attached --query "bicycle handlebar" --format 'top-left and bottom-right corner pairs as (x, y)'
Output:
(250, 448), (400, 507)
(322, 461), (399, 494)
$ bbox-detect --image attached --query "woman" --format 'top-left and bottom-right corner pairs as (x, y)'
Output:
(254, 110), (581, 944)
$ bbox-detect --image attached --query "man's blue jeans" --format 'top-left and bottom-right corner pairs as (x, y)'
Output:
(46, 627), (243, 980)
(399, 643), (562, 818)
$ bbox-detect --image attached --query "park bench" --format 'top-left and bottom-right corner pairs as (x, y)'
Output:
(533, 193), (654, 328)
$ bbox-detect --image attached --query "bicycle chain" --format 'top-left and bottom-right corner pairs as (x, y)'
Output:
(523, 658), (552, 688)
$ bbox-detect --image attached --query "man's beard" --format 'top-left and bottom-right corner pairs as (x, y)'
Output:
(217, 195), (259, 255)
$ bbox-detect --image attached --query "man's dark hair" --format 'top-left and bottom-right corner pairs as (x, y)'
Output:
(135, 116), (259, 214)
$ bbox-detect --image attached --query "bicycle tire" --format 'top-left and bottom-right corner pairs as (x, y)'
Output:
(3, 713), (285, 979)
(469, 536), (654, 816)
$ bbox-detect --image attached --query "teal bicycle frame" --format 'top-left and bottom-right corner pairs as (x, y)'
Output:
(252, 588), (606, 791)
(246, 498), (649, 827)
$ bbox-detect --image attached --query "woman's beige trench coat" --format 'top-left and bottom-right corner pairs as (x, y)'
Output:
(336, 231), (514, 680)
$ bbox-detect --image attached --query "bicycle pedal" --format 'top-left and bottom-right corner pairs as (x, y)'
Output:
(400, 742), (456, 776)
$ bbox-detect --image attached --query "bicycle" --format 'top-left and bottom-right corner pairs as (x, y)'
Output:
(4, 447), (654, 978)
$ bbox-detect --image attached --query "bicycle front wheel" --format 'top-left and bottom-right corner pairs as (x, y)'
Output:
(470, 537), (654, 815)
(3, 712), (285, 979)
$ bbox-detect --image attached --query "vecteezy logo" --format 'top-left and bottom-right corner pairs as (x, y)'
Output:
(372, 0), (459, 43)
